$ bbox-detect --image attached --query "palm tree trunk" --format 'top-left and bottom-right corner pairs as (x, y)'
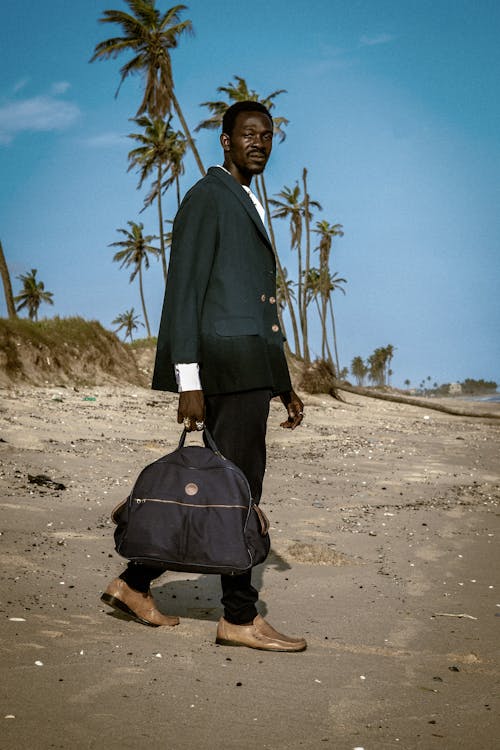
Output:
(0, 240), (17, 319)
(339, 383), (500, 420)
(296, 240), (304, 334)
(157, 164), (168, 282)
(138, 266), (151, 337)
(313, 296), (329, 360)
(257, 174), (302, 358)
(321, 296), (329, 361)
(301, 169), (311, 363)
(171, 92), (205, 177)
(275, 298), (289, 352)
(176, 174), (181, 208)
(328, 296), (341, 376)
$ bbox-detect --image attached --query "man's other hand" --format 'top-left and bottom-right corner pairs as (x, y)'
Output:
(279, 390), (304, 430)
(177, 390), (205, 431)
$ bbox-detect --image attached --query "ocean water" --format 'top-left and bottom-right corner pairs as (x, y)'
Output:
(466, 393), (500, 403)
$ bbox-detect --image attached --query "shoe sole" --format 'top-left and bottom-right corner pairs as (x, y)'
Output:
(100, 593), (159, 627)
(215, 637), (306, 652)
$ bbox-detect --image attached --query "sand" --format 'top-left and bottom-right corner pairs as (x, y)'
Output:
(0, 385), (499, 749)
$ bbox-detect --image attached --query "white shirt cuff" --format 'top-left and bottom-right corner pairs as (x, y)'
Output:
(174, 363), (202, 392)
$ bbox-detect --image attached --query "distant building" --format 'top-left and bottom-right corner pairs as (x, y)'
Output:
(449, 382), (462, 395)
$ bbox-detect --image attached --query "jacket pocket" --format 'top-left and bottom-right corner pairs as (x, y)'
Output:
(215, 317), (259, 336)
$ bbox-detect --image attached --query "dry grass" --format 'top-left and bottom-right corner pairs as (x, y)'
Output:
(298, 358), (341, 399)
(0, 316), (144, 386)
(126, 336), (157, 350)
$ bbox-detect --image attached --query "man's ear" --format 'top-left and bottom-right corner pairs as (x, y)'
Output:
(220, 132), (230, 151)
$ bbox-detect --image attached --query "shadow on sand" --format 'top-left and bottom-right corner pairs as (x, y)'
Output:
(149, 547), (292, 622)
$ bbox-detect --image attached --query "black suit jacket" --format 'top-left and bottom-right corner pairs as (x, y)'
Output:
(152, 167), (291, 396)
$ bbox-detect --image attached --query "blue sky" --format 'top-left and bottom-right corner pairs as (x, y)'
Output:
(1, 0), (499, 388)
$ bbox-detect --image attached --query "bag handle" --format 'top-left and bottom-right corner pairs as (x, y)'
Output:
(178, 426), (221, 455)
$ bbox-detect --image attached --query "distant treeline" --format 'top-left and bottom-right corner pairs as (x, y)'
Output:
(431, 379), (497, 396)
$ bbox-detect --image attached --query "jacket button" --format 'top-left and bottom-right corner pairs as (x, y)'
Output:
(269, 296), (276, 304)
(271, 324), (279, 332)
(261, 294), (266, 302)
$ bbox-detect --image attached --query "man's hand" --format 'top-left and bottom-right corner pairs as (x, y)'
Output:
(279, 390), (304, 430)
(177, 390), (205, 431)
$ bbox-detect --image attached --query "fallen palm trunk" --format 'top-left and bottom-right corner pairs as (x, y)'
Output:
(337, 383), (500, 419)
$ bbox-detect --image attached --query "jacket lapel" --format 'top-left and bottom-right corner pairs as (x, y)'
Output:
(208, 167), (273, 250)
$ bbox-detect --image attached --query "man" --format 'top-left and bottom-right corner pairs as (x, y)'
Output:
(101, 101), (306, 652)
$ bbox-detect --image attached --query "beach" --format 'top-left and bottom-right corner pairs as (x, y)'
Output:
(0, 384), (499, 749)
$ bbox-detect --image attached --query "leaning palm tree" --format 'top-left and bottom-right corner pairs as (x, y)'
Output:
(128, 115), (186, 280)
(90, 1), (205, 175)
(14, 269), (54, 321)
(112, 308), (144, 342)
(195, 77), (302, 356)
(0, 240), (17, 318)
(109, 221), (160, 337)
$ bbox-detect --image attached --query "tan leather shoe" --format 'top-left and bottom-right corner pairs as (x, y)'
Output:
(101, 578), (179, 627)
(216, 614), (306, 652)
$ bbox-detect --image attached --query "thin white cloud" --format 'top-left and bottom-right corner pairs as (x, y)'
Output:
(0, 91), (80, 144)
(13, 77), (30, 93)
(82, 132), (129, 148)
(51, 81), (71, 95)
(359, 33), (395, 47)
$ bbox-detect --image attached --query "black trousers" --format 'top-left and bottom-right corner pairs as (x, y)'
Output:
(120, 388), (272, 624)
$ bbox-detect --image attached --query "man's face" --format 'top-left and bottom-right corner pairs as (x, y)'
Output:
(221, 111), (273, 181)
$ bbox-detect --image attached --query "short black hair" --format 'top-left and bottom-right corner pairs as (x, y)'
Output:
(222, 101), (273, 136)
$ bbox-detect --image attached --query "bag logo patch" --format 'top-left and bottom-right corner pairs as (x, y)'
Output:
(185, 482), (199, 496)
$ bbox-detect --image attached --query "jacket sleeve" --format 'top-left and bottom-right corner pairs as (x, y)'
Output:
(160, 184), (218, 364)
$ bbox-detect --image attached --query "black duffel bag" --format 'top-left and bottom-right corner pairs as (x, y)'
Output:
(111, 429), (270, 575)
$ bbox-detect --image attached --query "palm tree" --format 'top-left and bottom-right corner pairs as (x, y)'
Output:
(196, 76), (289, 142)
(368, 347), (389, 387)
(0, 239), (17, 318)
(384, 344), (396, 386)
(112, 308), (144, 342)
(313, 220), (344, 371)
(269, 184), (307, 357)
(195, 77), (302, 356)
(109, 221), (159, 337)
(306, 267), (346, 371)
(270, 182), (322, 362)
(304, 267), (332, 362)
(165, 127), (187, 208)
(14, 269), (54, 321)
(128, 114), (186, 280)
(90, 1), (205, 175)
(300, 168), (322, 362)
(351, 356), (368, 386)
(314, 219), (344, 270)
(276, 267), (297, 351)
(326, 271), (347, 376)
(256, 175), (303, 358)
